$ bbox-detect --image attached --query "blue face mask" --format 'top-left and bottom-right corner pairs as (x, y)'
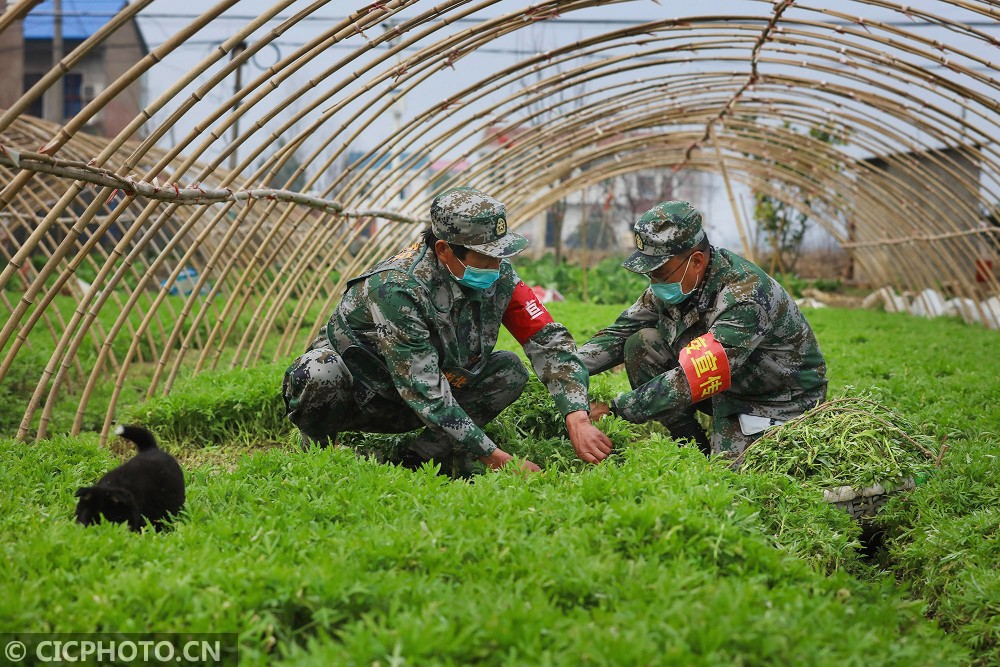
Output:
(650, 255), (695, 305)
(450, 257), (500, 290)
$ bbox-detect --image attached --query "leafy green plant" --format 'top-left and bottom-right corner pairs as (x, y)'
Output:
(732, 468), (863, 573)
(121, 362), (292, 448)
(735, 392), (941, 490)
(512, 254), (648, 304)
(813, 277), (843, 292)
(342, 374), (644, 473)
(0, 348), (49, 433)
(875, 433), (1000, 663)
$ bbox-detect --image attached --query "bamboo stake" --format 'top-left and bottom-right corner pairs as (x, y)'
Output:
(710, 123), (755, 263)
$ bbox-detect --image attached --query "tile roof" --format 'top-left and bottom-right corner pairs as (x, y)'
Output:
(23, 0), (127, 40)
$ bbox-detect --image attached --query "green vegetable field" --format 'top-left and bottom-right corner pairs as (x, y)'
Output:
(2, 304), (997, 666)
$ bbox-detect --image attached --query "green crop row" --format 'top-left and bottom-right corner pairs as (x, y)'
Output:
(0, 292), (327, 436)
(96, 305), (1000, 664)
(877, 438), (1000, 659)
(121, 362), (292, 449)
(512, 255), (650, 304)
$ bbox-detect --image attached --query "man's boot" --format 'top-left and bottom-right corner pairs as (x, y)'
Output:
(299, 430), (337, 452)
(397, 430), (473, 478)
(397, 447), (427, 470)
(665, 419), (711, 455)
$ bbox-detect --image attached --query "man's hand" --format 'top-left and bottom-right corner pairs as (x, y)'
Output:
(566, 410), (613, 463)
(588, 401), (612, 423)
(479, 448), (542, 473)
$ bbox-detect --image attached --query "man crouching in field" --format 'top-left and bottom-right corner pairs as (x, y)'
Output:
(584, 201), (828, 456)
(283, 186), (613, 477)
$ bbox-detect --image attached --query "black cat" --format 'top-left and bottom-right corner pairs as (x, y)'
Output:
(75, 425), (185, 532)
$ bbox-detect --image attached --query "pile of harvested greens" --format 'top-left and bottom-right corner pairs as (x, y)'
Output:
(733, 395), (943, 491)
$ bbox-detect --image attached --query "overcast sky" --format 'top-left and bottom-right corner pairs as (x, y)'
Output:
(118, 0), (998, 247)
(130, 1), (995, 139)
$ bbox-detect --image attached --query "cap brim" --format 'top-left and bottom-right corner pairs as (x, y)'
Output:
(466, 232), (529, 258)
(621, 250), (670, 274)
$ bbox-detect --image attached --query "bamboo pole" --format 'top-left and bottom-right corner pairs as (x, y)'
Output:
(710, 123), (755, 263)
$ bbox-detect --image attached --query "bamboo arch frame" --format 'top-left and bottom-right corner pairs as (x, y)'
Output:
(0, 0), (997, 441)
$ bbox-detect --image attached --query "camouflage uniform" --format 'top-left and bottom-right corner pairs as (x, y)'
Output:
(579, 201), (827, 455)
(283, 187), (590, 475)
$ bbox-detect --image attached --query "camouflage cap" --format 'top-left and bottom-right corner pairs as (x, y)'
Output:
(621, 200), (707, 274)
(430, 186), (529, 258)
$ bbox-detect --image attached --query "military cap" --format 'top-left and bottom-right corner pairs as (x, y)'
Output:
(622, 200), (707, 274)
(430, 186), (528, 258)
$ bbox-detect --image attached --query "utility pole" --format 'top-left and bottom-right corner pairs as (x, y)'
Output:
(229, 41), (247, 173)
(45, 0), (63, 123)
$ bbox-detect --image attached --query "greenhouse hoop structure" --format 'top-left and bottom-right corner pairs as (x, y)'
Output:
(0, 0), (998, 442)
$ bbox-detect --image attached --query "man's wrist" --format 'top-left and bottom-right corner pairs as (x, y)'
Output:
(479, 448), (511, 469)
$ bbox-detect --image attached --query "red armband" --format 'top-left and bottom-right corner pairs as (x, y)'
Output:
(502, 281), (555, 344)
(678, 332), (731, 403)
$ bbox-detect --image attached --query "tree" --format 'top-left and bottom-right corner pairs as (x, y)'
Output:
(753, 192), (809, 274)
(751, 123), (846, 275)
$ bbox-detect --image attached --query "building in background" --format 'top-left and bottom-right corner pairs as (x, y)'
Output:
(474, 124), (715, 258)
(553, 168), (711, 255)
(0, 1), (26, 111)
(855, 145), (989, 286)
(0, 0), (147, 138)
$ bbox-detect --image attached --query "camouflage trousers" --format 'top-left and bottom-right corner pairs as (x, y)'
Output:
(624, 328), (760, 455)
(282, 346), (528, 476)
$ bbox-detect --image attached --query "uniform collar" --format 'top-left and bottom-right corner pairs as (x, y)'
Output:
(406, 248), (454, 312)
(692, 244), (723, 311)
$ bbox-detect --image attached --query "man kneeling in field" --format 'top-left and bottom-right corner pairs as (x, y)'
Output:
(283, 186), (613, 477)
(584, 201), (828, 455)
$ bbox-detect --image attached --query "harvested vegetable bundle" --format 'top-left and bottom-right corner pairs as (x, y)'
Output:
(732, 396), (942, 492)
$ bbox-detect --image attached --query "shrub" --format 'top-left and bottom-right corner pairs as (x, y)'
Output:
(121, 362), (292, 448)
